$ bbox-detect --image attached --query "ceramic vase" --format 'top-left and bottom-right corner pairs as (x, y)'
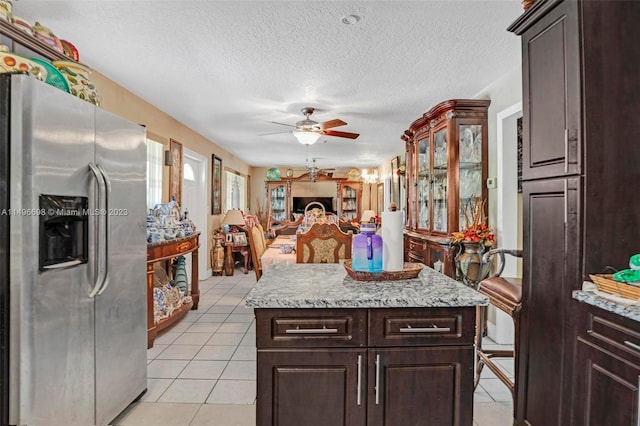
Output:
(212, 235), (225, 275)
(455, 241), (492, 288)
(172, 256), (189, 296)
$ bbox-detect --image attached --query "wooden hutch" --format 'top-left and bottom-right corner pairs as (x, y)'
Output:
(266, 172), (362, 224)
(402, 99), (490, 278)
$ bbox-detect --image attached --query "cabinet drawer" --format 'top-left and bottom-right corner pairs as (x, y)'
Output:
(583, 309), (640, 362)
(407, 251), (426, 264)
(255, 308), (367, 348)
(369, 307), (475, 347)
(407, 237), (426, 254)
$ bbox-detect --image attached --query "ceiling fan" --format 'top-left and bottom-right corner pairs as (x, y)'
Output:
(290, 157), (335, 181)
(266, 107), (360, 145)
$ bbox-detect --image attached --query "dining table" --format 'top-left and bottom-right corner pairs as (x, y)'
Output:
(260, 235), (297, 271)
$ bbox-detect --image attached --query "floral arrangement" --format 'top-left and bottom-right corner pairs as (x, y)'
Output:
(451, 199), (495, 247)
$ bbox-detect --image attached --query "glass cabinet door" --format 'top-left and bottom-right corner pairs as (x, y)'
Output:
(416, 136), (430, 230)
(432, 128), (448, 232)
(341, 184), (358, 221)
(458, 124), (483, 228)
(269, 184), (287, 221)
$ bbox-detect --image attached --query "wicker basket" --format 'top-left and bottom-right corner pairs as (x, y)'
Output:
(589, 274), (640, 300)
(344, 260), (422, 282)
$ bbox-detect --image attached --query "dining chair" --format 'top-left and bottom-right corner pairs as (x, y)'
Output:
(247, 222), (268, 280)
(295, 223), (353, 264)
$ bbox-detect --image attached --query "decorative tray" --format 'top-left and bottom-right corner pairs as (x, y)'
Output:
(589, 274), (640, 300)
(343, 260), (422, 282)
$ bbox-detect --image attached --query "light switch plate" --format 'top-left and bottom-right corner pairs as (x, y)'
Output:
(486, 177), (497, 189)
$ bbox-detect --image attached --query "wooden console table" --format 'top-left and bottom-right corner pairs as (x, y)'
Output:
(146, 232), (200, 348)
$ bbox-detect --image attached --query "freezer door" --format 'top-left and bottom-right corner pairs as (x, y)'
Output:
(9, 76), (97, 425)
(94, 108), (147, 425)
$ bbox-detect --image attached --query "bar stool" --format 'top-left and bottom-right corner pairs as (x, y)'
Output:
(475, 248), (522, 415)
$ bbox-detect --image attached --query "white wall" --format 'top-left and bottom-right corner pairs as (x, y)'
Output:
(473, 65), (522, 240)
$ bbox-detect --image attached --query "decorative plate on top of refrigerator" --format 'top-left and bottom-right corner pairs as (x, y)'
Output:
(29, 58), (70, 93)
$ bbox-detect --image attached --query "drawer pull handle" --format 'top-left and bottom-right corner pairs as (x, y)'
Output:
(400, 324), (451, 333)
(624, 340), (640, 352)
(356, 354), (362, 406)
(375, 354), (381, 405)
(285, 326), (339, 334)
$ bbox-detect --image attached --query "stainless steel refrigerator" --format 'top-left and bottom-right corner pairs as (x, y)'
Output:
(0, 74), (148, 425)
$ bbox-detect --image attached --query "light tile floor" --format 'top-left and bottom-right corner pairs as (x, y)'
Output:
(112, 267), (514, 426)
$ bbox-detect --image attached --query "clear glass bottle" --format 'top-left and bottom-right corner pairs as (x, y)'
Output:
(352, 223), (383, 272)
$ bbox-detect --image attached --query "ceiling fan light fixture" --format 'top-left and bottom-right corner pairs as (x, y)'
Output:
(293, 130), (321, 145)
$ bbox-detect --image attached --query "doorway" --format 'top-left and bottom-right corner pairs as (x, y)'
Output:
(490, 102), (522, 344)
(182, 148), (209, 280)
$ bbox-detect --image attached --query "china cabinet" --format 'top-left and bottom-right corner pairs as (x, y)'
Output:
(402, 99), (490, 278)
(508, 1), (640, 424)
(338, 181), (362, 221)
(265, 180), (291, 223)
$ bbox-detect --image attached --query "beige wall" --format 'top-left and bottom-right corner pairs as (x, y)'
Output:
(91, 70), (251, 270)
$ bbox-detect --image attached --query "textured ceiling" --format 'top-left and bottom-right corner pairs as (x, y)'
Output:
(16, 1), (522, 169)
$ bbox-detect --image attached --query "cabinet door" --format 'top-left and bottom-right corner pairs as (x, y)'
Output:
(415, 135), (431, 231)
(340, 183), (360, 221)
(458, 123), (484, 230)
(432, 126), (448, 233)
(268, 183), (288, 222)
(572, 338), (640, 426)
(257, 349), (366, 426)
(521, 0), (580, 180)
(518, 177), (580, 425)
(368, 347), (474, 426)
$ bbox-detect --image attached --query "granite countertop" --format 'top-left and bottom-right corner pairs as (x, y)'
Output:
(245, 263), (489, 309)
(573, 287), (640, 323)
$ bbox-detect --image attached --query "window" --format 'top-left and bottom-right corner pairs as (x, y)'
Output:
(225, 170), (246, 212)
(183, 163), (195, 181)
(146, 139), (163, 210)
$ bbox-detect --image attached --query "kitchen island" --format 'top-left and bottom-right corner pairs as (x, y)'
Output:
(246, 263), (488, 426)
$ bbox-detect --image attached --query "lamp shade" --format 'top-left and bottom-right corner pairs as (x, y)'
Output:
(361, 210), (376, 223)
(221, 209), (245, 226)
(293, 130), (321, 145)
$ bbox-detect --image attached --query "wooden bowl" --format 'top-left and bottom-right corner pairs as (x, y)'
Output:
(343, 260), (422, 282)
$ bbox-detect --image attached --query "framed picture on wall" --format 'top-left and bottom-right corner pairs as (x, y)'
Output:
(212, 154), (222, 214)
(377, 182), (384, 214)
(391, 155), (400, 204)
(169, 139), (183, 205)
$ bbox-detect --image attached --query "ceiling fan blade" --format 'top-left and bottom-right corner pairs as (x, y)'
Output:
(322, 129), (360, 139)
(269, 121), (297, 128)
(319, 119), (347, 130)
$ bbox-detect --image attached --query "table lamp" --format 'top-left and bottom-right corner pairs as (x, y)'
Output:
(360, 209), (376, 223)
(221, 209), (245, 232)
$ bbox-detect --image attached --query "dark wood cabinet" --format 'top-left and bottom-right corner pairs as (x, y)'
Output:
(520, 0), (580, 180)
(257, 349), (366, 426)
(518, 177), (580, 424)
(254, 307), (476, 426)
(401, 100), (490, 278)
(368, 347), (474, 426)
(509, 1), (640, 424)
(571, 303), (640, 426)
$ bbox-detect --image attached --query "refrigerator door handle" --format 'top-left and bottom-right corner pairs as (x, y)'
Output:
(96, 164), (111, 296)
(88, 162), (106, 298)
